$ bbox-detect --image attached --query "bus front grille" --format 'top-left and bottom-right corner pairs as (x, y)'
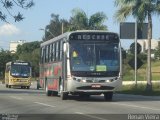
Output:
(76, 86), (114, 90)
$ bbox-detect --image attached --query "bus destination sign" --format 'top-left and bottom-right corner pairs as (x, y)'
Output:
(13, 62), (29, 65)
(70, 33), (119, 41)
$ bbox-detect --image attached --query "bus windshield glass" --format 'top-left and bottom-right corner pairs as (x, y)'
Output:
(70, 41), (120, 77)
(11, 65), (31, 77)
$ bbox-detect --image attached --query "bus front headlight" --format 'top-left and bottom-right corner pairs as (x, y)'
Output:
(105, 77), (118, 83)
(73, 77), (86, 83)
(81, 79), (86, 83)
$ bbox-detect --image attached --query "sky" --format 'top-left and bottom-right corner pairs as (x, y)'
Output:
(0, 0), (160, 50)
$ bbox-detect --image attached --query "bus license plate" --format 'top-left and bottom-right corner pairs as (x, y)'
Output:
(91, 84), (101, 88)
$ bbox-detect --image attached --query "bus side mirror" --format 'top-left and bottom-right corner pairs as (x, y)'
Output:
(122, 50), (126, 59)
(63, 43), (67, 52)
(30, 67), (32, 76)
(63, 42), (69, 59)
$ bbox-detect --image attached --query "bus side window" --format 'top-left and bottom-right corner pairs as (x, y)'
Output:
(54, 43), (57, 61)
(49, 44), (52, 62)
(52, 44), (54, 62)
(50, 43), (53, 62)
(56, 42), (60, 61)
(45, 46), (48, 63)
(48, 45), (50, 62)
(58, 41), (61, 61)
(43, 47), (46, 63)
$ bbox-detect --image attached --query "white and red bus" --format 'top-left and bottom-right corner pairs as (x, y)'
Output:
(39, 30), (123, 101)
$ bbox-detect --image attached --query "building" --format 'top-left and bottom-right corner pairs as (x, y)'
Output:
(9, 40), (26, 53)
(138, 39), (160, 53)
(137, 39), (160, 59)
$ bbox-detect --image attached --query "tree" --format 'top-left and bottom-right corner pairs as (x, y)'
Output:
(114, 0), (160, 91)
(0, 49), (17, 79)
(0, 0), (34, 22)
(43, 8), (108, 41)
(16, 41), (40, 54)
(154, 41), (160, 59)
(43, 14), (70, 41)
(30, 48), (40, 77)
(16, 41), (41, 77)
(69, 8), (108, 31)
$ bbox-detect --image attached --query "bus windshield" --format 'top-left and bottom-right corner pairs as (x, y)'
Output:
(11, 65), (31, 77)
(70, 41), (120, 77)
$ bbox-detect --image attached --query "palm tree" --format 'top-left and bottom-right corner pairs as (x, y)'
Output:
(69, 8), (108, 31)
(43, 14), (70, 41)
(114, 0), (160, 91)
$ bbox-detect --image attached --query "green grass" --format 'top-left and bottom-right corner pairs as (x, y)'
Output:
(118, 83), (160, 96)
(123, 60), (160, 81)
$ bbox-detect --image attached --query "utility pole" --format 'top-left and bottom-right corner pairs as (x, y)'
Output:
(135, 21), (137, 86)
(62, 22), (64, 34)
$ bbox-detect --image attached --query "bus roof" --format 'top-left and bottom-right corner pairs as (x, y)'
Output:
(40, 30), (119, 47)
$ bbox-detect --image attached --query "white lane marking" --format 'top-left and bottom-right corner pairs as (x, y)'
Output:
(75, 112), (108, 120)
(111, 103), (160, 111)
(10, 96), (23, 100)
(34, 102), (56, 108)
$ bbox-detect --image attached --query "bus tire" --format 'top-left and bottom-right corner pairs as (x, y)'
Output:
(45, 84), (52, 96)
(27, 86), (30, 89)
(6, 84), (8, 88)
(59, 77), (68, 99)
(8, 85), (11, 88)
(104, 92), (113, 101)
(52, 91), (58, 96)
(61, 92), (68, 100)
(37, 80), (40, 90)
(37, 85), (39, 90)
(37, 84), (40, 90)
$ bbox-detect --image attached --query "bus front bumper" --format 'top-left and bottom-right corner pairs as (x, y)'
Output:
(9, 82), (31, 87)
(67, 79), (122, 94)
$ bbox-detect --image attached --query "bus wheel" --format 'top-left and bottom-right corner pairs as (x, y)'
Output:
(8, 85), (11, 88)
(37, 85), (39, 90)
(37, 83), (40, 90)
(59, 78), (68, 100)
(6, 84), (8, 88)
(61, 92), (68, 100)
(27, 86), (30, 89)
(104, 92), (113, 101)
(37, 80), (40, 90)
(45, 85), (52, 96)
